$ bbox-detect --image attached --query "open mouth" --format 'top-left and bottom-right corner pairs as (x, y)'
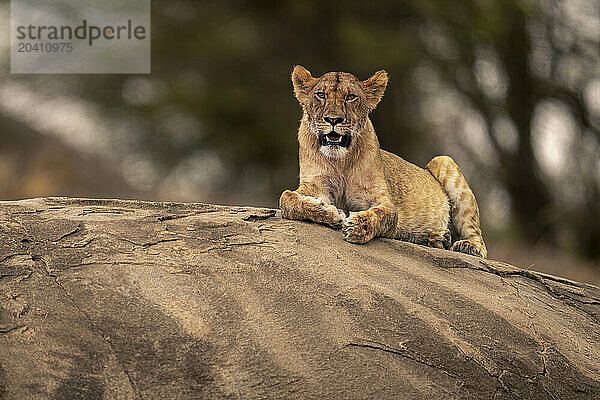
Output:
(319, 131), (351, 148)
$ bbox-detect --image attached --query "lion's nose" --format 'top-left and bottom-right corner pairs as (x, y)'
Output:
(324, 116), (344, 126)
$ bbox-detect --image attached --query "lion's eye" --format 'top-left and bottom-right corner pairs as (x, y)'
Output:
(315, 91), (326, 99)
(346, 94), (357, 101)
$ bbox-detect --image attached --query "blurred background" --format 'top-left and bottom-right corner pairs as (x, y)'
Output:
(0, 0), (599, 285)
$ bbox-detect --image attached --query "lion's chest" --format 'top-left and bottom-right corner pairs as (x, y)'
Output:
(323, 174), (373, 213)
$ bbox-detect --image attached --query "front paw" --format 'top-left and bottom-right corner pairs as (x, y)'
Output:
(317, 198), (346, 228)
(342, 211), (375, 244)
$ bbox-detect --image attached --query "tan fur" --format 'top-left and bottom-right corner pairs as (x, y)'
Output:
(426, 156), (487, 257)
(280, 66), (487, 257)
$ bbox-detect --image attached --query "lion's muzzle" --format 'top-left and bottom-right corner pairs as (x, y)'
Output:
(319, 131), (351, 148)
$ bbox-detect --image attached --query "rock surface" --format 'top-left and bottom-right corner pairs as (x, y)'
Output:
(1, 197), (599, 399)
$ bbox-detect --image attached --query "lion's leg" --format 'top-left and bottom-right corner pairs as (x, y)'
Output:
(342, 202), (398, 244)
(426, 156), (487, 258)
(279, 190), (346, 228)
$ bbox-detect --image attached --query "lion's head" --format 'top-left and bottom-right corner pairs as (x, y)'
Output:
(291, 65), (388, 158)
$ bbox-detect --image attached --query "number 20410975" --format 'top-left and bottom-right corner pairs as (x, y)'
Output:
(17, 42), (73, 52)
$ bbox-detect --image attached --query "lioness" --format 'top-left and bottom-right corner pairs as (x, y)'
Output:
(280, 66), (487, 258)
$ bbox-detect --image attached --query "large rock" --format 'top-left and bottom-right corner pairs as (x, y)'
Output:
(1, 197), (599, 399)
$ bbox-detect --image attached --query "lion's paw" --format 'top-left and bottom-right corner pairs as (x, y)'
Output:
(451, 239), (486, 258)
(313, 197), (346, 228)
(342, 211), (375, 244)
(429, 230), (451, 250)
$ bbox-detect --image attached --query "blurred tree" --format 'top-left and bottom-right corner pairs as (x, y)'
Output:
(417, 1), (600, 257)
(2, 0), (599, 259)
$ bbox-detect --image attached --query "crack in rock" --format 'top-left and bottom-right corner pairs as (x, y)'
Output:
(243, 210), (277, 222)
(156, 210), (219, 222)
(108, 235), (181, 249)
(0, 253), (30, 264)
(477, 261), (600, 306)
(32, 256), (144, 400)
(52, 224), (84, 243)
(0, 325), (25, 334)
(346, 339), (457, 379)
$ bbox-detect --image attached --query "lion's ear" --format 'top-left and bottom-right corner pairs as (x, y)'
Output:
(361, 70), (388, 109)
(291, 65), (316, 106)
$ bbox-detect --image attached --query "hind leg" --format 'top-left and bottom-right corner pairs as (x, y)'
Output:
(426, 156), (487, 258)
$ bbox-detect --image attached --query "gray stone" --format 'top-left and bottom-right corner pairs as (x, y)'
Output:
(1, 197), (599, 399)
